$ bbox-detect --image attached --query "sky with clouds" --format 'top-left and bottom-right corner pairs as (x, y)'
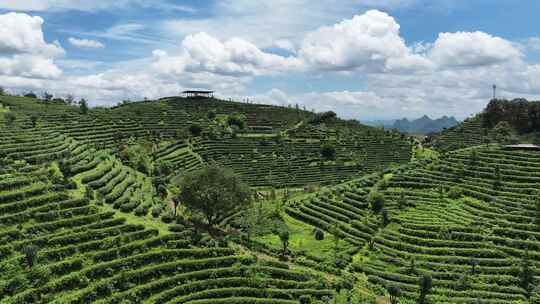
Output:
(1, 0), (540, 120)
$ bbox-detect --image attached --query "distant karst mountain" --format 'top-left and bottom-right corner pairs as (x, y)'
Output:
(362, 119), (396, 128)
(392, 115), (459, 134)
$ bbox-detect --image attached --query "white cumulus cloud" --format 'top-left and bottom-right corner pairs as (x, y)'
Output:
(68, 37), (105, 49)
(0, 12), (63, 79)
(153, 32), (302, 78)
(298, 10), (431, 72)
(429, 31), (522, 68)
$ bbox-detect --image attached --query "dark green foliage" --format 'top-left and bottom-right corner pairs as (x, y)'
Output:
(151, 206), (162, 218)
(483, 98), (540, 134)
(408, 257), (416, 275)
(227, 114), (246, 129)
(5, 112), (16, 126)
(188, 124), (203, 137)
(418, 274), (432, 304)
(447, 186), (463, 199)
(535, 195), (540, 227)
(207, 110), (217, 120)
(157, 184), (168, 199)
(314, 228), (324, 240)
(387, 285), (401, 304)
(492, 121), (518, 144)
(309, 111), (336, 124)
(174, 165), (251, 226)
(85, 186), (95, 200)
(470, 258), (478, 275)
(367, 191), (385, 213)
(493, 165), (502, 190)
(120, 143), (152, 174)
(299, 295), (312, 304)
(381, 208), (390, 227)
(161, 213), (175, 223)
(397, 191), (407, 209)
(368, 238), (375, 251)
(30, 115), (38, 128)
(154, 160), (173, 176)
(21, 244), (39, 268)
(24, 92), (37, 98)
(79, 98), (89, 114)
(518, 250), (534, 297)
(279, 230), (289, 255)
(171, 197), (179, 216)
(320, 144), (336, 160)
(457, 273), (471, 291)
(469, 149), (479, 168)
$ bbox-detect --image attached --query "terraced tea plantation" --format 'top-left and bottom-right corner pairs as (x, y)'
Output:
(0, 94), (413, 303)
(4, 93), (539, 303)
(287, 146), (540, 303)
(0, 163), (335, 303)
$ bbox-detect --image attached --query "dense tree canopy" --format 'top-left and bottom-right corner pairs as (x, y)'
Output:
(320, 144), (336, 160)
(227, 113), (246, 129)
(308, 111), (336, 124)
(188, 124), (203, 137)
(483, 99), (540, 134)
(174, 165), (251, 226)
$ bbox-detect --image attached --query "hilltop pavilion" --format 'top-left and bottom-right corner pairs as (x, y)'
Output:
(181, 90), (215, 99)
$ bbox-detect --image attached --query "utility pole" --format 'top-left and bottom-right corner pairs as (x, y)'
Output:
(492, 84), (497, 99)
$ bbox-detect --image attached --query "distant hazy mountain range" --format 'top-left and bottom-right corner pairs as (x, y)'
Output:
(363, 115), (459, 134)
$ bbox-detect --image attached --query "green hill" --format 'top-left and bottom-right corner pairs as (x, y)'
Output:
(427, 98), (540, 152)
(0, 93), (412, 303)
(0, 95), (412, 188)
(3, 93), (539, 303)
(286, 146), (540, 303)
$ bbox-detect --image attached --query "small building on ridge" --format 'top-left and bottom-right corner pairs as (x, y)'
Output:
(181, 90), (215, 99)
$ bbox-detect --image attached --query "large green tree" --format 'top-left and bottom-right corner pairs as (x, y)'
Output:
(174, 166), (251, 226)
(79, 98), (89, 115)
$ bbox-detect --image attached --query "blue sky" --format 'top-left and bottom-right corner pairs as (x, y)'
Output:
(1, 0), (540, 120)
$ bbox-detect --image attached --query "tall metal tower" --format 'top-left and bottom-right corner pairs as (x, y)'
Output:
(492, 84), (497, 99)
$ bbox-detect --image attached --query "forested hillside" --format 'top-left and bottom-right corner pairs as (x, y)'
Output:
(428, 99), (540, 152)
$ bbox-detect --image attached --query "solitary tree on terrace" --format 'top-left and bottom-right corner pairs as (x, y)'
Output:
(535, 194), (540, 227)
(188, 123), (202, 137)
(30, 115), (38, 128)
(418, 274), (433, 304)
(173, 165), (251, 226)
(368, 190), (385, 213)
(397, 191), (407, 209)
(5, 112), (16, 126)
(388, 285), (401, 304)
(22, 244), (39, 268)
(519, 250), (534, 297)
(79, 98), (89, 115)
(320, 144), (336, 160)
(279, 229), (290, 256)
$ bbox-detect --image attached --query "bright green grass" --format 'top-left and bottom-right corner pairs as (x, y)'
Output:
(256, 213), (353, 261)
(412, 145), (439, 161)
